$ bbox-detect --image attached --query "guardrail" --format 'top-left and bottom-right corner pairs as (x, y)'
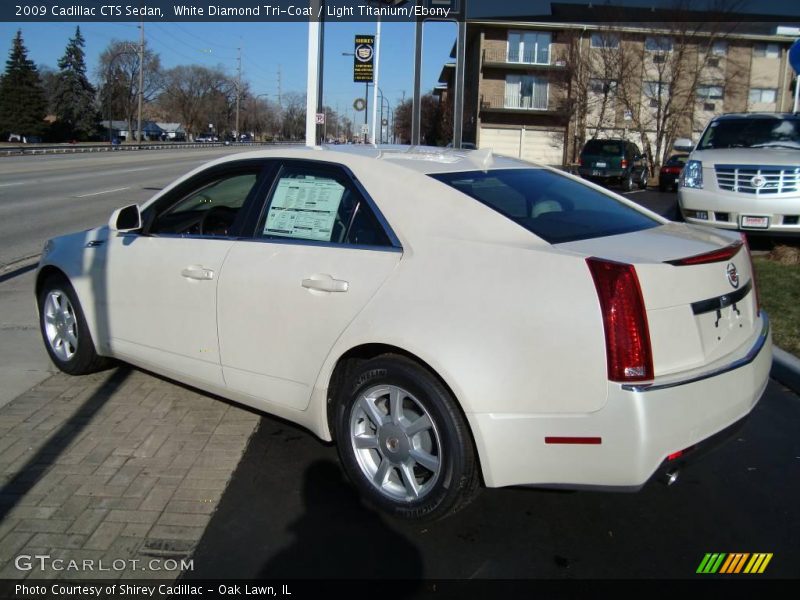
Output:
(0, 140), (300, 157)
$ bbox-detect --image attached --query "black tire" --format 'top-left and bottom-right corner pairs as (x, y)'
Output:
(38, 274), (109, 375)
(621, 172), (634, 192)
(638, 170), (649, 190)
(334, 354), (480, 521)
(659, 181), (667, 192)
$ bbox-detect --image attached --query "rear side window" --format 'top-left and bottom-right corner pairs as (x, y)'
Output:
(258, 164), (392, 247)
(431, 168), (659, 244)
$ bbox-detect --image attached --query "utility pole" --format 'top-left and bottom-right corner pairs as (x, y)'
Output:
(235, 46), (242, 140)
(277, 65), (282, 107)
(370, 18), (381, 144)
(137, 20), (144, 143)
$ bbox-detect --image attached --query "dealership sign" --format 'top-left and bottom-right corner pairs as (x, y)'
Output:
(353, 35), (374, 83)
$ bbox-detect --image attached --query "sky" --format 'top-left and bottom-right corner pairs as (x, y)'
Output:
(0, 0), (798, 123)
(0, 19), (458, 121)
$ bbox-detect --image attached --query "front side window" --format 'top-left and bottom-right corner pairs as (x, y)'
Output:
(505, 75), (548, 109)
(147, 170), (261, 236)
(507, 31), (551, 64)
(431, 169), (659, 244)
(258, 164), (392, 247)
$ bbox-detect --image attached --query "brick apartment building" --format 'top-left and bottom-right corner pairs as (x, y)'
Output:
(437, 3), (799, 167)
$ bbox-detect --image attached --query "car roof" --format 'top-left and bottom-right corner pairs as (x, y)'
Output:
(207, 144), (534, 175)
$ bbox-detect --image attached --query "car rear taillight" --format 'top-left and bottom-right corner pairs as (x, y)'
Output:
(740, 233), (760, 316)
(665, 241), (743, 266)
(621, 158), (628, 168)
(587, 258), (654, 382)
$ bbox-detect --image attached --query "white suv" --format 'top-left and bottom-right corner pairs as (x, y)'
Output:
(678, 113), (800, 236)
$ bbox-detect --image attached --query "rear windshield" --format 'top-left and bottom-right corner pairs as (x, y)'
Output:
(431, 168), (659, 244)
(581, 140), (623, 156)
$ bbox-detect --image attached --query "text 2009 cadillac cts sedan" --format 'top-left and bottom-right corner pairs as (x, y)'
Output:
(36, 146), (771, 520)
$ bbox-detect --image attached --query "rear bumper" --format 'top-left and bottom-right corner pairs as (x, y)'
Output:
(468, 313), (772, 489)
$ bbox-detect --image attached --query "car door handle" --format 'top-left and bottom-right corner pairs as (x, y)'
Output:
(302, 274), (349, 293)
(181, 266), (215, 281)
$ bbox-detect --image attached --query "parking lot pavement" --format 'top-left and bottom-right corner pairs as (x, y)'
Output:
(0, 367), (259, 580)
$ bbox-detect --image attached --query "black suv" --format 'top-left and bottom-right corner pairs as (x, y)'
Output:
(578, 139), (649, 192)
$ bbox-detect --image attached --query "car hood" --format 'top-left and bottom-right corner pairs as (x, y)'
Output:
(690, 147), (800, 166)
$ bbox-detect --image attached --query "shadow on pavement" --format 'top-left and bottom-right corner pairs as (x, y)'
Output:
(0, 366), (130, 520)
(186, 419), (423, 583)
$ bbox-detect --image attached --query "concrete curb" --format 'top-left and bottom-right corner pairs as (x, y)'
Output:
(771, 347), (800, 395)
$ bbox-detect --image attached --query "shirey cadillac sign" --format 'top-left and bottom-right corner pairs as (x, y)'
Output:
(353, 34), (375, 83)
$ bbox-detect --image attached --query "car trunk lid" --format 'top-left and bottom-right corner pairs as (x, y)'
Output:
(558, 223), (760, 378)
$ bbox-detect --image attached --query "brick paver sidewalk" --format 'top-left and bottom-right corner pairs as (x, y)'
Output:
(0, 367), (259, 580)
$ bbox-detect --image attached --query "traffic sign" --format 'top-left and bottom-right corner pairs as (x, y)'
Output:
(315, 113), (325, 125)
(361, 124), (369, 135)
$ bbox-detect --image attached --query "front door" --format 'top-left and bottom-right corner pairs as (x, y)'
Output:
(102, 162), (268, 387)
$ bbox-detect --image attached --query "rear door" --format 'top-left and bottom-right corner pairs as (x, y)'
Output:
(217, 160), (402, 410)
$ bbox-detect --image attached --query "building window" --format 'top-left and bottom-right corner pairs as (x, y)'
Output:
(707, 57), (720, 68)
(753, 43), (780, 58)
(507, 31), (551, 64)
(748, 88), (777, 103)
(590, 32), (620, 49)
(697, 85), (724, 99)
(711, 40), (728, 56)
(645, 36), (673, 52)
(589, 78), (618, 95)
(703, 102), (716, 111)
(505, 75), (549, 110)
(645, 80), (667, 98)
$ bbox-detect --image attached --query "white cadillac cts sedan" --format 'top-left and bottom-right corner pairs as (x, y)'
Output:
(37, 146), (772, 520)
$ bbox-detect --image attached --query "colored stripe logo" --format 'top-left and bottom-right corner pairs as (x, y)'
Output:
(696, 553), (773, 574)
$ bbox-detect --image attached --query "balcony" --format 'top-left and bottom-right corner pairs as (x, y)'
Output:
(481, 94), (550, 112)
(482, 48), (566, 71)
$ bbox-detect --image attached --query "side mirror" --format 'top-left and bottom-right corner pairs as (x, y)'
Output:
(109, 204), (142, 232)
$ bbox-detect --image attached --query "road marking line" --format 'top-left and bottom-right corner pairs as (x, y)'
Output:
(623, 190), (646, 194)
(0, 181), (33, 188)
(75, 186), (130, 198)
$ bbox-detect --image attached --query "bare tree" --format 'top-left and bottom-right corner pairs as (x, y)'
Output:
(565, 0), (745, 171)
(97, 40), (162, 139)
(159, 65), (237, 138)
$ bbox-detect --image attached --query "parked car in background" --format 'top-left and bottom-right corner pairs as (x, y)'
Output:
(195, 133), (218, 142)
(36, 146), (771, 521)
(679, 113), (800, 236)
(659, 154), (688, 192)
(578, 138), (649, 192)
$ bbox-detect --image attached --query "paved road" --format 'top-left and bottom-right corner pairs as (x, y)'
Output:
(0, 147), (256, 268)
(188, 379), (799, 579)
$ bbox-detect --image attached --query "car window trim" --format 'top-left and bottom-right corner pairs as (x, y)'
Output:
(243, 158), (402, 252)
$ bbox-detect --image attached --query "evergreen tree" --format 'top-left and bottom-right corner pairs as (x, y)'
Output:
(53, 26), (97, 140)
(0, 30), (47, 137)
